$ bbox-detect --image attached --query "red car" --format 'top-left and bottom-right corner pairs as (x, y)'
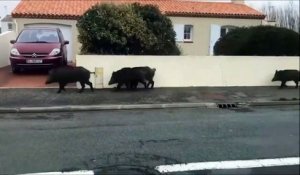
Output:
(9, 27), (69, 73)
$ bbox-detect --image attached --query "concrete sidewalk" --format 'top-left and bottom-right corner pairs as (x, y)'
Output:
(0, 86), (299, 113)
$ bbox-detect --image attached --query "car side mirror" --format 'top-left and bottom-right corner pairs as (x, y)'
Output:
(10, 40), (16, 44)
(64, 40), (69, 45)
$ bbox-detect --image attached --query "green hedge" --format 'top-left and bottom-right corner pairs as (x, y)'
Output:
(214, 26), (299, 56)
(77, 3), (180, 55)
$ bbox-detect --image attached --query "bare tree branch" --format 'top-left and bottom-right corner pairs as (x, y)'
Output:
(260, 1), (299, 33)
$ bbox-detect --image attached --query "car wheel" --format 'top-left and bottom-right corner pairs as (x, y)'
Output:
(63, 59), (68, 66)
(60, 58), (67, 66)
(11, 66), (20, 74)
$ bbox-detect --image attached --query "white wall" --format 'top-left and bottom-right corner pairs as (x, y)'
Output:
(1, 22), (8, 32)
(0, 31), (15, 68)
(76, 55), (299, 88)
(1, 21), (15, 33)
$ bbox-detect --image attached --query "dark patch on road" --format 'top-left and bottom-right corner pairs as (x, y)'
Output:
(139, 139), (184, 148)
(83, 153), (181, 171)
(61, 167), (81, 172)
(278, 97), (300, 101)
(94, 165), (161, 175)
(0, 113), (75, 120)
(0, 115), (50, 120)
(58, 113), (74, 119)
(32, 123), (129, 131)
(230, 107), (254, 113)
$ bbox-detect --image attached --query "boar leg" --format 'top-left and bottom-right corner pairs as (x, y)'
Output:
(139, 81), (147, 89)
(130, 81), (138, 89)
(117, 83), (123, 89)
(125, 82), (131, 90)
(57, 83), (66, 93)
(79, 81), (85, 93)
(280, 81), (287, 88)
(86, 81), (94, 92)
(151, 81), (154, 89)
(294, 81), (298, 88)
(147, 80), (154, 89)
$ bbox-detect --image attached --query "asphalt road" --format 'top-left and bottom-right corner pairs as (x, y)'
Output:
(0, 106), (299, 174)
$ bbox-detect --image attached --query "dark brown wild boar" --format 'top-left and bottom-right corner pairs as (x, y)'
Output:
(46, 66), (94, 93)
(272, 69), (299, 88)
(109, 66), (156, 90)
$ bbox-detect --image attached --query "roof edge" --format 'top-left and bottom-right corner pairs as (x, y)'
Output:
(11, 13), (80, 20)
(166, 12), (265, 19)
(12, 13), (265, 20)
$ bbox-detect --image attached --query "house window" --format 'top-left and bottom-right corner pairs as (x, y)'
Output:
(174, 24), (193, 42)
(184, 25), (193, 42)
(8, 23), (13, 31)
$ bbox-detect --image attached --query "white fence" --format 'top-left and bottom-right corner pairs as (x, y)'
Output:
(0, 31), (15, 68)
(76, 55), (299, 88)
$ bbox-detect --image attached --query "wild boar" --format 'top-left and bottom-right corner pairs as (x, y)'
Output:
(131, 67), (156, 89)
(108, 67), (133, 89)
(45, 66), (94, 93)
(272, 69), (299, 88)
(109, 66), (156, 90)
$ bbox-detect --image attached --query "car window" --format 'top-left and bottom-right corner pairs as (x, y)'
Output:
(17, 29), (60, 43)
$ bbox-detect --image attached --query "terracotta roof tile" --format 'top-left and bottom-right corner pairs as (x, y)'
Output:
(12, 0), (265, 19)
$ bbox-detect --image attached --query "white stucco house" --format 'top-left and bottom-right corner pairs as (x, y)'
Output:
(1, 15), (15, 33)
(11, 0), (265, 63)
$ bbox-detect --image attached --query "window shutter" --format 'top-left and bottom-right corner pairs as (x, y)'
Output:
(174, 24), (184, 42)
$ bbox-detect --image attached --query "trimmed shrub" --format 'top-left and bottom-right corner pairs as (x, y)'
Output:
(77, 3), (180, 55)
(214, 26), (299, 56)
(131, 3), (180, 55)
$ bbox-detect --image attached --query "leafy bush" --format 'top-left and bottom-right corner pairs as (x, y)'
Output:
(214, 26), (299, 56)
(77, 3), (180, 55)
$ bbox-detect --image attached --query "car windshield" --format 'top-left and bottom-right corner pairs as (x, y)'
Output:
(17, 29), (59, 43)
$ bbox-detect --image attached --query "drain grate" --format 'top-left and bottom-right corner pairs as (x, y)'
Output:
(217, 103), (238, 109)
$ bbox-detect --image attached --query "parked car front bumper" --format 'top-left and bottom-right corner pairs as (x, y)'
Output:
(10, 55), (63, 69)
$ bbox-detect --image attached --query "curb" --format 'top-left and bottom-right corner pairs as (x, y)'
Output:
(0, 102), (217, 113)
(248, 100), (300, 107)
(0, 101), (298, 113)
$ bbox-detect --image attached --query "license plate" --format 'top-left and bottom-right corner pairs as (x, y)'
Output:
(26, 59), (43, 63)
